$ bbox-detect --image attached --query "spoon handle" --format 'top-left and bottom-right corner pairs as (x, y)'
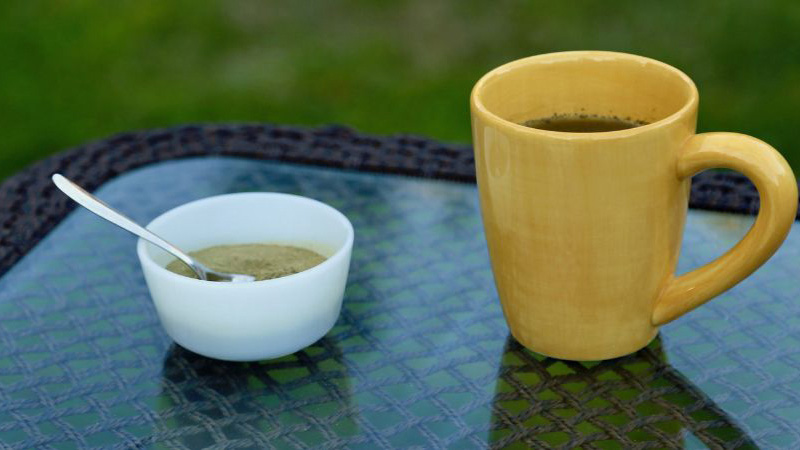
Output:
(51, 174), (199, 274)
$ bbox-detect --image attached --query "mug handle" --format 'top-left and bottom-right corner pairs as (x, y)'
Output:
(652, 132), (798, 326)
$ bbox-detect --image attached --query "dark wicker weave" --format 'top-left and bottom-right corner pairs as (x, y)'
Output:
(0, 123), (774, 279)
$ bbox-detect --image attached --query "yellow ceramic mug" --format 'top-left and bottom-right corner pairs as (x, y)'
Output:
(470, 51), (797, 361)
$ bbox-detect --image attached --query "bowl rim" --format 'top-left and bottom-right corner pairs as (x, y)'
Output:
(136, 192), (354, 288)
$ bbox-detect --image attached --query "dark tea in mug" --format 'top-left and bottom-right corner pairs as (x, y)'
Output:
(522, 114), (648, 132)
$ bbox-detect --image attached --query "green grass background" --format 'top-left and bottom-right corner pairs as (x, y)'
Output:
(1, 0), (799, 180)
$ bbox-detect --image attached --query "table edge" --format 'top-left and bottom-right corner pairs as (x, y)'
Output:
(0, 123), (774, 279)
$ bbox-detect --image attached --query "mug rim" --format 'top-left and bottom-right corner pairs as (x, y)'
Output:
(470, 50), (699, 139)
(136, 192), (355, 288)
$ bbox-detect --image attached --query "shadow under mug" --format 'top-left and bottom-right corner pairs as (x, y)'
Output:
(470, 51), (797, 360)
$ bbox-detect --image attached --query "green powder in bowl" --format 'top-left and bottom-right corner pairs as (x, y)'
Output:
(166, 244), (327, 281)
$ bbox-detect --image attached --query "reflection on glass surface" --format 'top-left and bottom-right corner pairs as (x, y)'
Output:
(0, 158), (796, 448)
(489, 336), (757, 449)
(157, 338), (353, 448)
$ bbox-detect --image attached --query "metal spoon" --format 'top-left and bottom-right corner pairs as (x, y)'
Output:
(51, 174), (256, 283)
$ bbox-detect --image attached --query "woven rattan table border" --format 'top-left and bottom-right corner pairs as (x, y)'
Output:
(0, 123), (779, 278)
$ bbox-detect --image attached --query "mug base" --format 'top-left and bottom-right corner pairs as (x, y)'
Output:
(509, 327), (660, 361)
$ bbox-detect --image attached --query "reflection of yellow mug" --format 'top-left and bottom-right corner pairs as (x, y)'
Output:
(470, 51), (797, 361)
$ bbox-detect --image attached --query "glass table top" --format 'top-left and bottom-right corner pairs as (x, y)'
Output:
(0, 157), (796, 449)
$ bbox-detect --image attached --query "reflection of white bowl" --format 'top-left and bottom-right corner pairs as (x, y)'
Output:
(136, 193), (354, 361)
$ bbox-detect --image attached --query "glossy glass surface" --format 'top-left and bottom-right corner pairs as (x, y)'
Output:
(0, 158), (795, 448)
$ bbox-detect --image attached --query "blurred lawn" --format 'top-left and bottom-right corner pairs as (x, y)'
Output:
(1, 0), (799, 180)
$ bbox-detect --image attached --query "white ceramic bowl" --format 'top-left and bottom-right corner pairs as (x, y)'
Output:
(136, 193), (354, 361)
